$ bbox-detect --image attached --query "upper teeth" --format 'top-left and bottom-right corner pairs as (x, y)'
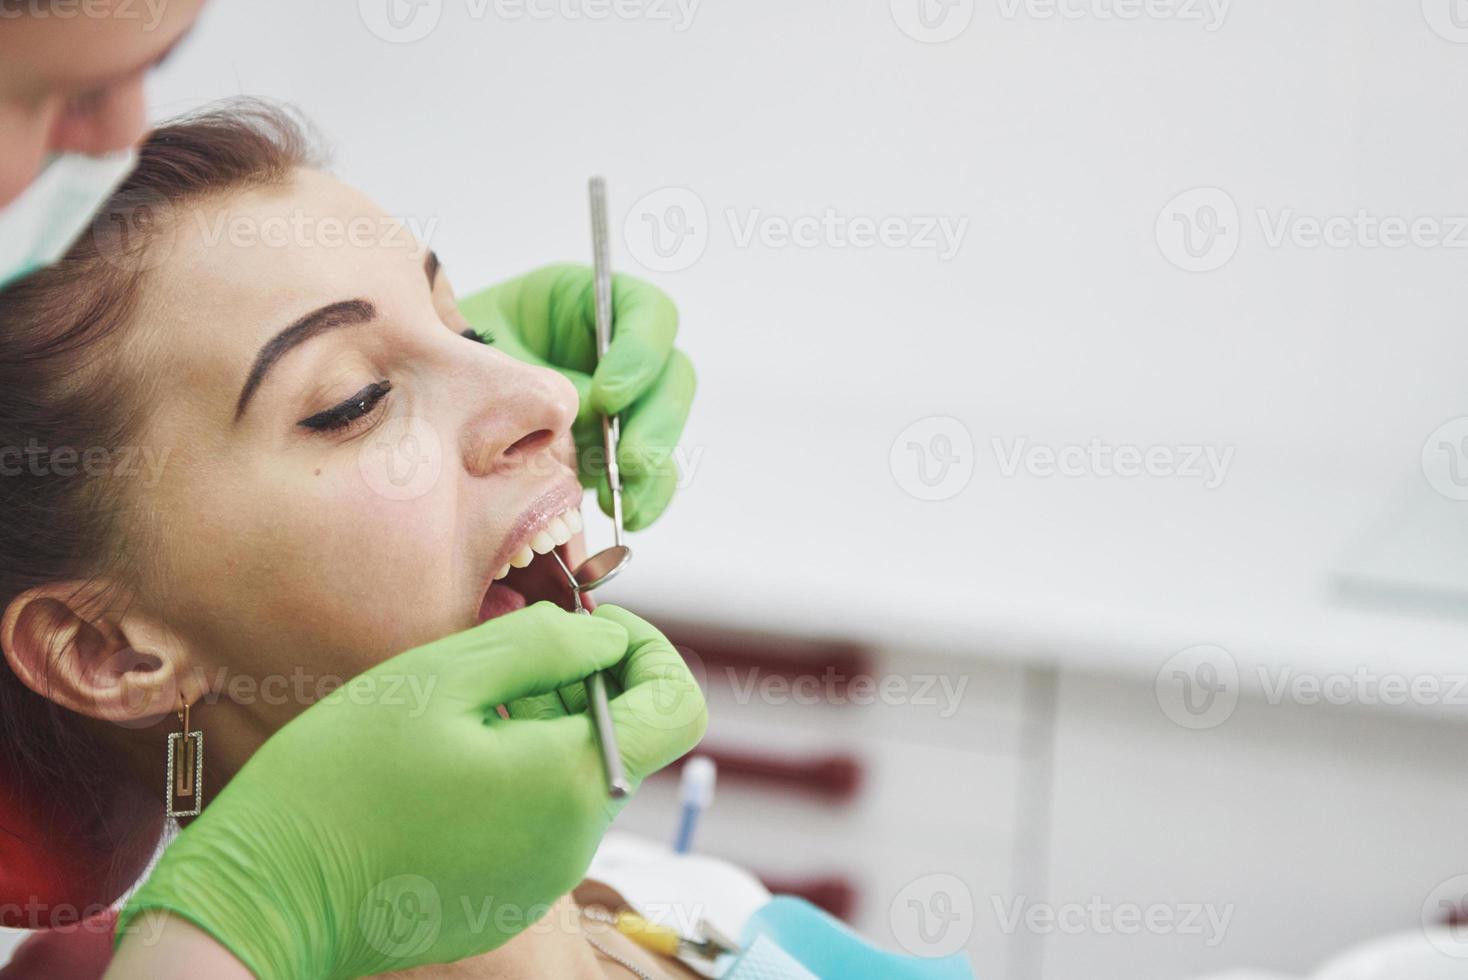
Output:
(492, 505), (584, 580)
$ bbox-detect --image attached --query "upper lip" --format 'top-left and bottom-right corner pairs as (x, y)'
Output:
(477, 476), (584, 601)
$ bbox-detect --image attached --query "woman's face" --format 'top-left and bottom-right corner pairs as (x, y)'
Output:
(0, 0), (206, 205)
(118, 168), (586, 726)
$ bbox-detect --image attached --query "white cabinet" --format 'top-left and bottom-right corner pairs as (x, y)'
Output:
(1040, 667), (1468, 980)
(615, 628), (1468, 980)
(611, 637), (1030, 980)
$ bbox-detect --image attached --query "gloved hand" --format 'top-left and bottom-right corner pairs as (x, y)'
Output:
(114, 602), (708, 980)
(458, 265), (695, 531)
(506, 605), (708, 761)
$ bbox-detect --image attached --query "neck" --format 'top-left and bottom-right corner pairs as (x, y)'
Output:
(102, 682), (307, 817)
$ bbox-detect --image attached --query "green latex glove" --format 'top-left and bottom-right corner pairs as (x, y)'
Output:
(506, 605), (707, 743)
(114, 602), (707, 980)
(458, 265), (695, 531)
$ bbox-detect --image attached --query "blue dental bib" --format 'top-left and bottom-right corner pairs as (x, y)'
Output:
(720, 897), (976, 980)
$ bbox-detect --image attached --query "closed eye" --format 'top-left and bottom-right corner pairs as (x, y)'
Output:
(460, 327), (494, 344)
(297, 380), (393, 433)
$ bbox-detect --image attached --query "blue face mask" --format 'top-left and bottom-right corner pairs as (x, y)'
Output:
(0, 149), (139, 290)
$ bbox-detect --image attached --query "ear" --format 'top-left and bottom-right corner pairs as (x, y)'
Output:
(0, 582), (199, 728)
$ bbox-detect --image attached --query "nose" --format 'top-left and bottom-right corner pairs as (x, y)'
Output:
(460, 354), (579, 480)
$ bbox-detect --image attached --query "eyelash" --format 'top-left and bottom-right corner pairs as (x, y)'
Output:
(294, 330), (486, 434)
(297, 381), (393, 433)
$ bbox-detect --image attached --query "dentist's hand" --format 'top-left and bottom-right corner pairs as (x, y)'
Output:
(506, 605), (708, 781)
(458, 265), (695, 531)
(112, 602), (708, 980)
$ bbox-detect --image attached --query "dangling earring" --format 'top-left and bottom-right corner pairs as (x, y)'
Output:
(166, 697), (204, 818)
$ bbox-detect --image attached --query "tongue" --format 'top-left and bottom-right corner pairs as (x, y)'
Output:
(478, 584), (528, 622)
(478, 549), (595, 623)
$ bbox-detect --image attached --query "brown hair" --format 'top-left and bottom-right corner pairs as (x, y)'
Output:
(0, 100), (320, 921)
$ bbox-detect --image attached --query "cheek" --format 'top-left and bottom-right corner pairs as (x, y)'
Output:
(255, 475), (463, 657)
(144, 457), (464, 676)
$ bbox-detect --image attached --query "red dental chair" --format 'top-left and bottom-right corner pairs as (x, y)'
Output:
(0, 751), (159, 979)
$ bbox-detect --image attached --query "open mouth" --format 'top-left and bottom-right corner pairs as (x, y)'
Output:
(476, 503), (591, 622)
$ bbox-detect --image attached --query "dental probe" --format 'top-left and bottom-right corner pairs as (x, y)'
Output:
(572, 177), (634, 593)
(551, 548), (631, 799)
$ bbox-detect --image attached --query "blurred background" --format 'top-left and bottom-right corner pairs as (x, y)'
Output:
(12, 1), (1468, 977)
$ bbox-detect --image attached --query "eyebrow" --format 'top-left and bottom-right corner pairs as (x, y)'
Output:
(233, 300), (378, 422)
(232, 255), (440, 423)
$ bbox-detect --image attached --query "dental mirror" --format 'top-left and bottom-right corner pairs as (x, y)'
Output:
(573, 543), (631, 592)
(575, 177), (633, 594)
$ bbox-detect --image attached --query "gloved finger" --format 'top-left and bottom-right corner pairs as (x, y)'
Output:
(605, 347), (695, 528)
(589, 275), (678, 417)
(626, 466), (679, 533)
(594, 605), (694, 692)
(572, 410), (602, 474)
(617, 348), (695, 477)
(429, 601), (629, 711)
(554, 667), (626, 716)
(589, 605), (708, 779)
(504, 690), (570, 721)
(572, 382), (618, 497)
(597, 459), (678, 533)
(589, 426), (680, 529)
(564, 367), (598, 428)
